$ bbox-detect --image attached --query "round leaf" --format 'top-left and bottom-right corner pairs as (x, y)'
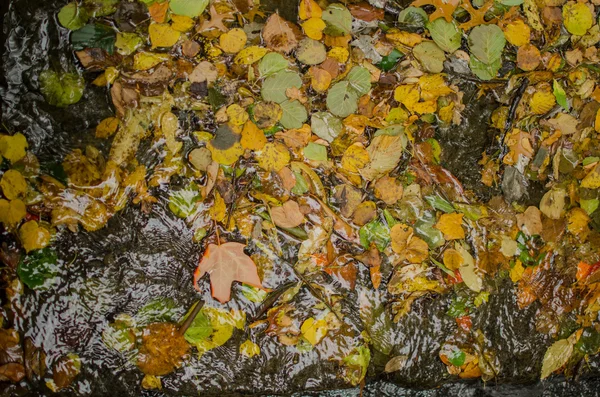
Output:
(169, 0), (209, 17)
(58, 2), (90, 31)
(427, 19), (461, 53)
(468, 25), (506, 64)
(261, 71), (302, 104)
(326, 81), (358, 117)
(258, 52), (289, 77)
(346, 66), (371, 96)
(280, 100), (308, 129)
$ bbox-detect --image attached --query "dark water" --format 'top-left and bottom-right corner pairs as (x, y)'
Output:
(2, 0), (600, 396)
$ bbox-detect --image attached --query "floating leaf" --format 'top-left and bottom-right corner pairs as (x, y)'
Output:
(39, 70), (85, 108)
(71, 23), (116, 53)
(17, 248), (58, 289)
(193, 242), (262, 303)
(58, 2), (89, 31)
(541, 337), (574, 379)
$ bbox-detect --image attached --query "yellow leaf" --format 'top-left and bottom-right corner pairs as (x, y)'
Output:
(141, 375), (162, 390)
(443, 248), (463, 270)
(207, 124), (245, 165)
(208, 141), (244, 166)
(503, 19), (531, 47)
(133, 52), (170, 71)
(510, 260), (525, 282)
(405, 237), (429, 264)
(328, 46), (349, 63)
(529, 90), (556, 114)
(241, 121), (267, 151)
(19, 220), (51, 253)
(149, 23), (181, 49)
(219, 28), (247, 54)
(0, 133), (28, 164)
(209, 192), (227, 222)
(239, 340), (260, 357)
(386, 30), (423, 47)
(0, 199), (26, 228)
(341, 143), (369, 174)
(563, 2), (593, 36)
(567, 207), (590, 241)
(300, 317), (328, 346)
(252, 102), (282, 129)
(226, 104), (249, 126)
(438, 103), (454, 123)
(309, 67), (332, 93)
(418, 74), (453, 101)
(394, 85), (420, 111)
(412, 100), (437, 114)
(171, 15), (195, 32)
(435, 213), (465, 240)
(582, 164), (600, 188)
(1, 169), (27, 200)
(234, 46), (268, 65)
(373, 176), (403, 205)
(390, 223), (413, 253)
(96, 117), (120, 139)
(595, 108), (600, 132)
(256, 142), (290, 172)
(302, 17), (326, 40)
(299, 0), (322, 20)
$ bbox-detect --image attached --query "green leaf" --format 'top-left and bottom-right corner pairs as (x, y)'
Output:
(448, 349), (466, 366)
(541, 337), (574, 379)
(17, 248), (58, 289)
(39, 70), (85, 108)
(261, 71), (302, 104)
(581, 198), (599, 215)
(71, 23), (116, 54)
(553, 79), (569, 111)
(258, 52), (289, 77)
(279, 100), (307, 129)
(359, 219), (390, 251)
(346, 66), (372, 96)
(414, 212), (445, 248)
(498, 0), (523, 4)
(304, 142), (328, 161)
(322, 3), (352, 36)
(575, 327), (600, 355)
(291, 171), (309, 195)
(136, 297), (183, 326)
(469, 55), (501, 80)
(425, 195), (455, 213)
(374, 124), (405, 137)
(84, 0), (119, 17)
(168, 182), (201, 218)
(468, 24), (506, 64)
(413, 42), (446, 73)
(427, 19), (462, 53)
(397, 6), (429, 27)
(240, 285), (268, 303)
(184, 311), (213, 344)
(208, 87), (227, 109)
(377, 48), (404, 72)
(115, 32), (144, 56)
(58, 2), (90, 31)
(169, 0), (209, 17)
(296, 38), (327, 65)
(341, 345), (370, 386)
(311, 112), (343, 142)
(447, 295), (473, 318)
(326, 81), (358, 117)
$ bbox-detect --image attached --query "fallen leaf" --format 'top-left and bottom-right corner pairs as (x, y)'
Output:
(271, 200), (304, 228)
(262, 14), (299, 53)
(435, 213), (465, 240)
(193, 242), (262, 303)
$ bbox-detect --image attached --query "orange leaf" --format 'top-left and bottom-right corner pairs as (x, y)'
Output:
(194, 242), (263, 303)
(458, 0), (497, 30)
(411, 0), (460, 22)
(149, 1), (169, 23)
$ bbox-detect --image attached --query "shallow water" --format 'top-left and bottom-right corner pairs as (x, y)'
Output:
(2, 0), (600, 396)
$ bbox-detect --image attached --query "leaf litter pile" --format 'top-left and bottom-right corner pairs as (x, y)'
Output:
(2, 0), (600, 393)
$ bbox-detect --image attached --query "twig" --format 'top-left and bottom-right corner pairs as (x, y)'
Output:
(501, 77), (529, 159)
(250, 281), (297, 322)
(178, 300), (205, 335)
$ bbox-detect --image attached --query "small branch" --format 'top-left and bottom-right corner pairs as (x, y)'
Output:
(178, 300), (205, 335)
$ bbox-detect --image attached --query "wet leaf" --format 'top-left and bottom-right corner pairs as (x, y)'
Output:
(136, 323), (190, 376)
(0, 132), (28, 164)
(271, 200), (304, 228)
(71, 23), (116, 53)
(58, 2), (89, 31)
(541, 337), (574, 379)
(39, 70), (85, 108)
(361, 134), (407, 181)
(168, 182), (201, 218)
(48, 354), (81, 391)
(194, 242), (262, 303)
(19, 221), (51, 253)
(0, 199), (26, 228)
(300, 317), (329, 345)
(240, 340), (260, 357)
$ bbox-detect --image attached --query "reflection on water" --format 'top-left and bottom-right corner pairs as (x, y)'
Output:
(1, 0), (600, 396)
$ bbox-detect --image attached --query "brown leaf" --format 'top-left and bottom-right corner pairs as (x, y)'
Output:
(0, 363), (25, 383)
(193, 242), (263, 303)
(517, 44), (541, 71)
(348, 2), (385, 22)
(199, 5), (235, 33)
(136, 323), (190, 376)
(516, 206), (543, 236)
(271, 200), (305, 228)
(411, 0), (460, 22)
(373, 176), (404, 205)
(262, 14), (299, 53)
(352, 201), (377, 226)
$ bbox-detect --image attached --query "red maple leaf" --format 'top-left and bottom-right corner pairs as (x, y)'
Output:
(193, 242), (262, 303)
